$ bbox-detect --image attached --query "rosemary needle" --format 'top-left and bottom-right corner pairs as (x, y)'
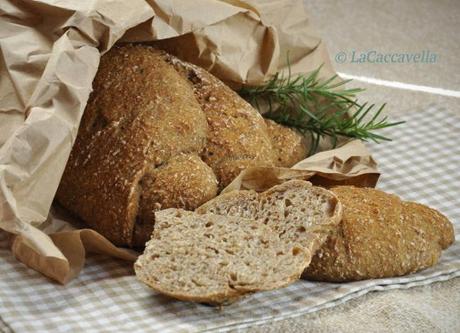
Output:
(239, 65), (404, 155)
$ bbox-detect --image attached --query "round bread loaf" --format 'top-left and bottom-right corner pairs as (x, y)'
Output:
(56, 44), (309, 247)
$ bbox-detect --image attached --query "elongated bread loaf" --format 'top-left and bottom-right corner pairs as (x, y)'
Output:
(135, 180), (342, 304)
(56, 45), (310, 247)
(303, 186), (455, 282)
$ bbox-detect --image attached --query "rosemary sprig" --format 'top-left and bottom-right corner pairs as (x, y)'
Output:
(239, 65), (404, 154)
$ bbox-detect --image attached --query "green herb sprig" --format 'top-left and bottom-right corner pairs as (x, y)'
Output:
(239, 65), (404, 154)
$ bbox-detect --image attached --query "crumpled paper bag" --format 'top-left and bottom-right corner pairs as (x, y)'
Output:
(0, 0), (379, 283)
(223, 140), (379, 193)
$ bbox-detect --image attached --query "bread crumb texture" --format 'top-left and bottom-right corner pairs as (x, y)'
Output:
(135, 209), (310, 304)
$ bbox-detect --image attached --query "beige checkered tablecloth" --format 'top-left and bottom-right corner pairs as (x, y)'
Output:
(0, 107), (459, 333)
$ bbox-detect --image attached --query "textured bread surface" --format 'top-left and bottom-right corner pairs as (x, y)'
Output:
(133, 154), (218, 247)
(304, 186), (455, 282)
(134, 209), (311, 304)
(264, 119), (310, 167)
(56, 44), (311, 247)
(197, 180), (343, 255)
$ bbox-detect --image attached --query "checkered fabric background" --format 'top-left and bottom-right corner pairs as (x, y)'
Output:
(0, 107), (459, 333)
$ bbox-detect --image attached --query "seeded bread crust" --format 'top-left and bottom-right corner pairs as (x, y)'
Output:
(135, 209), (312, 305)
(303, 186), (455, 282)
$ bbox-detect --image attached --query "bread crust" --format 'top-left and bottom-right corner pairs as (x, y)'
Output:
(304, 186), (455, 282)
(133, 154), (218, 247)
(264, 119), (310, 167)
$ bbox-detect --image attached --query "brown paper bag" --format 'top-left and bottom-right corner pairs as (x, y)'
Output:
(0, 0), (379, 283)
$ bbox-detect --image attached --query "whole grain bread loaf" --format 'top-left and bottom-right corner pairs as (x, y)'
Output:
(135, 180), (342, 304)
(56, 44), (310, 247)
(303, 186), (455, 282)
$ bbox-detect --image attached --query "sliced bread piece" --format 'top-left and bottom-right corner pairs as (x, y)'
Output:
(196, 180), (343, 252)
(303, 186), (455, 282)
(134, 209), (311, 304)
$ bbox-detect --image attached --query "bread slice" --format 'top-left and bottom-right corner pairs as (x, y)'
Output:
(304, 186), (455, 282)
(135, 180), (342, 304)
(196, 180), (343, 251)
(134, 209), (311, 304)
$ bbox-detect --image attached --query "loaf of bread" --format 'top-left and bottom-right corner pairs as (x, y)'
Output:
(303, 186), (455, 282)
(135, 180), (342, 304)
(56, 45), (310, 247)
